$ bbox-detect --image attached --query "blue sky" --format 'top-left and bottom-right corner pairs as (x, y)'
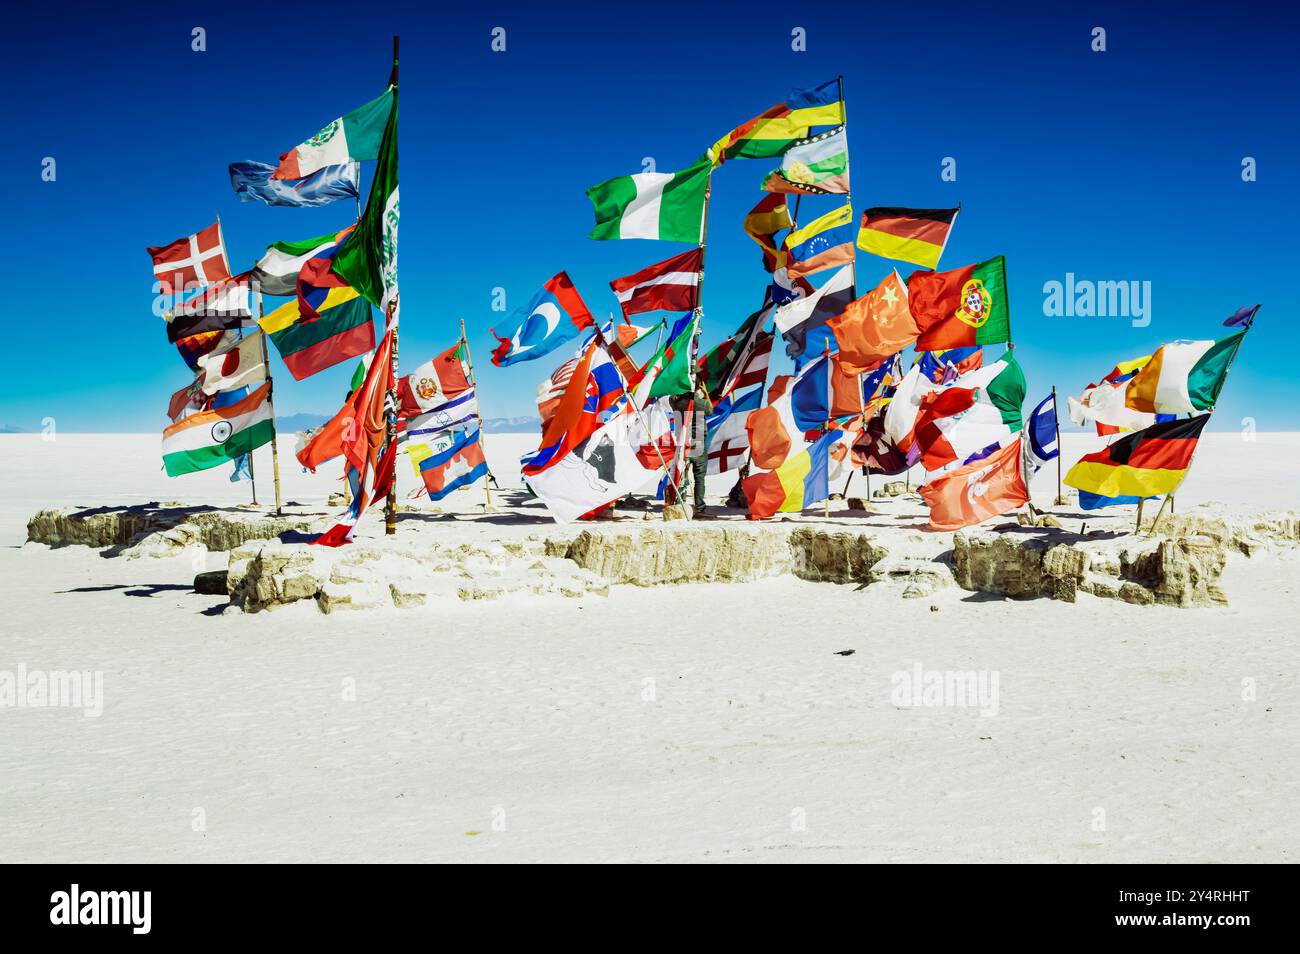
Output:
(2, 0), (1295, 432)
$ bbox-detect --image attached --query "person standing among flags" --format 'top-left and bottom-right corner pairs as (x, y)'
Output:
(671, 382), (713, 516)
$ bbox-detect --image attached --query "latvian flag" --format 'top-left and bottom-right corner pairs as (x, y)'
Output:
(148, 222), (231, 294)
(610, 248), (703, 319)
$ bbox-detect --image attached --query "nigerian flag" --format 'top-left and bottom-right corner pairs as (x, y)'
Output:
(587, 158), (709, 242)
(333, 89), (399, 310)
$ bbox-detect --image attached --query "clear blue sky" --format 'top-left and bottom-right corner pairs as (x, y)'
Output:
(3, 0), (1295, 432)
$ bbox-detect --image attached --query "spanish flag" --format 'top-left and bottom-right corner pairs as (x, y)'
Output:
(1064, 415), (1209, 500)
(858, 207), (959, 270)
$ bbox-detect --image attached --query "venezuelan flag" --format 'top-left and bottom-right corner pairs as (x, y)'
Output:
(785, 204), (856, 279)
(1065, 415), (1208, 500)
(743, 429), (841, 519)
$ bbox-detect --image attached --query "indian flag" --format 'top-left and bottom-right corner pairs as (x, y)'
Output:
(273, 88), (395, 181)
(1124, 331), (1244, 414)
(162, 382), (275, 477)
(586, 158), (710, 242)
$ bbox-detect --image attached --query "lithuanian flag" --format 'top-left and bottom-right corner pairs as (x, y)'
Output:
(1064, 415), (1209, 500)
(908, 255), (1010, 351)
(260, 286), (375, 381)
(708, 79), (844, 166)
(858, 207), (959, 270)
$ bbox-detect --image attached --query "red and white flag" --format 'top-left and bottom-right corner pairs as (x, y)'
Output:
(147, 222), (231, 294)
(609, 247), (702, 319)
(722, 329), (774, 397)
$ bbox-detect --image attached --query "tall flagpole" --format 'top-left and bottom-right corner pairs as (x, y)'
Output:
(216, 212), (257, 506)
(1051, 385), (1063, 506)
(459, 316), (493, 511)
(256, 288), (283, 514)
(384, 35), (400, 536)
(836, 74), (856, 299)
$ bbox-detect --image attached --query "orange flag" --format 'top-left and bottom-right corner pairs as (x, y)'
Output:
(826, 270), (916, 375)
(918, 437), (1028, 531)
(830, 354), (864, 417)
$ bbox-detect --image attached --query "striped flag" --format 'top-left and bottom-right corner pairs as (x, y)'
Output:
(1065, 415), (1209, 501)
(161, 383), (274, 477)
(858, 207), (959, 270)
(413, 429), (489, 501)
(587, 158), (710, 242)
(609, 248), (703, 319)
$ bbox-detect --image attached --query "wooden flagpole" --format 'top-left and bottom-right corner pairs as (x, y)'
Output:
(1051, 385), (1063, 505)
(215, 212), (257, 506)
(458, 316), (493, 511)
(255, 288), (283, 514)
(384, 35), (400, 536)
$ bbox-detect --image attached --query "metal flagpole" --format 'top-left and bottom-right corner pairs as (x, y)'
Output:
(256, 288), (283, 514)
(459, 316), (492, 511)
(384, 35), (400, 536)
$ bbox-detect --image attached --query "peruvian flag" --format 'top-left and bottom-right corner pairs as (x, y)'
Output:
(148, 222), (231, 294)
(610, 247), (703, 319)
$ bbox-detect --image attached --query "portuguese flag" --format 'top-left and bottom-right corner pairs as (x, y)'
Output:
(908, 255), (1010, 351)
(858, 207), (959, 270)
(260, 286), (375, 380)
(162, 382), (275, 477)
(1065, 414), (1209, 500)
(586, 158), (710, 243)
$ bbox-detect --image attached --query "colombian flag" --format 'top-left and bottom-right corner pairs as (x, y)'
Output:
(1065, 414), (1209, 500)
(743, 429), (842, 519)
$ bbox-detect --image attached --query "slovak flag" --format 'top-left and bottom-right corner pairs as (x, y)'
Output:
(491, 272), (595, 367)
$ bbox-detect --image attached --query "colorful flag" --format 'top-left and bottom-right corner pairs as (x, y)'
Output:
(744, 355), (829, 470)
(706, 386), (762, 475)
(784, 203), (856, 279)
(175, 329), (233, 371)
(774, 265), (855, 360)
(882, 362), (930, 450)
(908, 255), (1010, 351)
(331, 91), (399, 311)
(790, 351), (832, 430)
(709, 79), (844, 166)
(1022, 393), (1059, 478)
(858, 207), (959, 270)
(415, 428), (489, 501)
(165, 306), (247, 346)
(259, 286), (374, 381)
(147, 221), (230, 294)
(307, 328), (395, 546)
(170, 273), (252, 322)
(524, 340), (625, 476)
(538, 357), (579, 430)
(610, 248), (703, 318)
(586, 158), (710, 242)
(762, 126), (850, 195)
(743, 429), (844, 519)
(1069, 376), (1156, 435)
(196, 332), (267, 396)
(491, 271), (595, 367)
(252, 226), (354, 298)
(641, 313), (700, 401)
(229, 160), (360, 208)
(743, 193), (793, 273)
(826, 270), (914, 375)
(1065, 414), (1210, 500)
(918, 346), (983, 383)
(697, 306), (767, 397)
(919, 437), (1028, 531)
(910, 353), (1026, 471)
(161, 382), (274, 477)
(397, 344), (471, 415)
(1124, 332), (1244, 414)
(527, 401), (673, 522)
(1224, 304), (1259, 328)
(273, 87), (395, 180)
(852, 414), (909, 476)
(166, 377), (206, 422)
(829, 354), (866, 418)
(403, 389), (479, 441)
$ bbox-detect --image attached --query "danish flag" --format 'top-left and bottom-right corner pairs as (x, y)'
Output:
(147, 222), (231, 294)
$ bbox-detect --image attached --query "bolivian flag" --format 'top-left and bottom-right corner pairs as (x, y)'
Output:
(1064, 414), (1209, 500)
(260, 286), (375, 381)
(858, 207), (959, 270)
(743, 429), (842, 519)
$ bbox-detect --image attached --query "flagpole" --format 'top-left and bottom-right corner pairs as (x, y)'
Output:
(254, 289), (284, 514)
(214, 211), (257, 506)
(384, 34), (400, 537)
(459, 316), (493, 512)
(1051, 385), (1063, 506)
(836, 73), (857, 300)
(1146, 305), (1258, 538)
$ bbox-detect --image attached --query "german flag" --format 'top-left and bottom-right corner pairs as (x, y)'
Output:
(858, 207), (959, 270)
(1065, 415), (1209, 500)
